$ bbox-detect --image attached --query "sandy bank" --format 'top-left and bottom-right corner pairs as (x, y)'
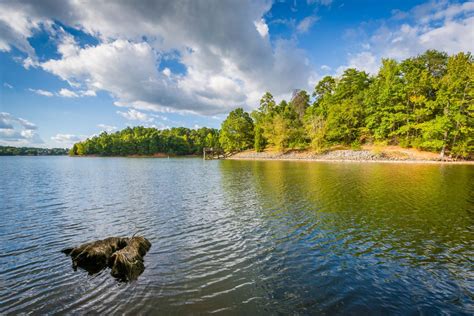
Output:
(227, 146), (474, 165)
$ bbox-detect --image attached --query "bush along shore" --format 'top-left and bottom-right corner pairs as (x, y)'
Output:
(70, 50), (473, 161)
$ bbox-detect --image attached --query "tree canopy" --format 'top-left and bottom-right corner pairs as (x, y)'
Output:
(69, 126), (219, 156)
(223, 50), (473, 159)
(0, 146), (68, 156)
(219, 108), (254, 152)
(70, 50), (473, 159)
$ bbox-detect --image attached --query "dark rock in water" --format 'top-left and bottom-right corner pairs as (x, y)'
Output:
(61, 236), (151, 280)
(109, 236), (152, 281)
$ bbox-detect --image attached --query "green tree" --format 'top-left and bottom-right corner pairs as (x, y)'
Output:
(290, 90), (310, 120)
(219, 108), (254, 152)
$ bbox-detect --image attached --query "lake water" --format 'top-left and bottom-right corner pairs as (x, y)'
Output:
(0, 156), (473, 314)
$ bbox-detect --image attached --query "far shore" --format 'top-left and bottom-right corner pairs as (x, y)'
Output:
(70, 153), (199, 158)
(66, 145), (474, 164)
(226, 146), (474, 165)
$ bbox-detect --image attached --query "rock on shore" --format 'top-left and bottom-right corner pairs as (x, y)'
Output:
(228, 147), (454, 162)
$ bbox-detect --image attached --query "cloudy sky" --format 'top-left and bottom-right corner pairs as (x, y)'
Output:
(0, 0), (473, 147)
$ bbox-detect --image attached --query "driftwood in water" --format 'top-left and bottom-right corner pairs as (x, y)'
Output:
(61, 236), (151, 281)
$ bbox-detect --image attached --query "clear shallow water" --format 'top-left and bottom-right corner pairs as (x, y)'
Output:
(0, 156), (473, 315)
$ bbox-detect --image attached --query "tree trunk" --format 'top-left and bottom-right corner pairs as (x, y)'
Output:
(440, 131), (448, 159)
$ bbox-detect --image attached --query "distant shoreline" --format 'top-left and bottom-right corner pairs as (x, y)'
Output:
(69, 153), (199, 158)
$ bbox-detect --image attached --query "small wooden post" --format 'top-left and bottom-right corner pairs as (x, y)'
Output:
(203, 147), (206, 160)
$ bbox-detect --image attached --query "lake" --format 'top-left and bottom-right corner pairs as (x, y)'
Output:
(0, 156), (473, 314)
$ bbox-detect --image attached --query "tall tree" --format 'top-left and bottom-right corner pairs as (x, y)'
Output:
(219, 108), (254, 152)
(290, 90), (310, 120)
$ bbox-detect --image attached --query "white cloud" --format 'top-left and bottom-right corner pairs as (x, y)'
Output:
(97, 124), (117, 132)
(254, 19), (269, 37)
(17, 117), (37, 130)
(0, 1), (43, 60)
(321, 65), (331, 71)
(58, 88), (79, 98)
(117, 109), (154, 122)
(3, 0), (468, 116)
(29, 87), (95, 98)
(0, 112), (37, 130)
(81, 89), (96, 97)
(0, 112), (43, 145)
(3, 82), (13, 89)
(51, 133), (83, 144)
(337, 0), (474, 75)
(162, 67), (171, 77)
(0, 114), (13, 129)
(337, 51), (379, 75)
(29, 88), (54, 97)
(0, 0), (313, 115)
(297, 16), (319, 33)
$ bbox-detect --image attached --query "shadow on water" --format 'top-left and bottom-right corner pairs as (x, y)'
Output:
(0, 157), (473, 314)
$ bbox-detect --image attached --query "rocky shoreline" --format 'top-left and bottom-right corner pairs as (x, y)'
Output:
(228, 148), (473, 164)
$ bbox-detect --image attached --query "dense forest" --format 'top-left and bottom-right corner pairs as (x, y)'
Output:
(69, 126), (220, 156)
(71, 50), (473, 159)
(0, 146), (68, 156)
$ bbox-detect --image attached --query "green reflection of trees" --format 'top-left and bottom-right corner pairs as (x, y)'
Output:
(219, 161), (474, 267)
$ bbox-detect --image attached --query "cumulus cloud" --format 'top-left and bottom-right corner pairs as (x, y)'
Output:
(29, 88), (54, 97)
(0, 116), (13, 130)
(81, 90), (96, 97)
(117, 109), (154, 122)
(97, 124), (117, 132)
(337, 51), (379, 75)
(162, 67), (171, 77)
(1, 0), (470, 114)
(338, 0), (474, 75)
(29, 87), (96, 98)
(0, 1), (43, 59)
(254, 19), (269, 37)
(0, 112), (43, 145)
(0, 0), (313, 115)
(58, 88), (79, 98)
(51, 133), (83, 144)
(0, 112), (37, 130)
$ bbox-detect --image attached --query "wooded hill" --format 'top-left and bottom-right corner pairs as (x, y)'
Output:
(71, 50), (473, 159)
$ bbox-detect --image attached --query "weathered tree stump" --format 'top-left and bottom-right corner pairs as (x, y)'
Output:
(61, 236), (151, 281)
(109, 236), (151, 281)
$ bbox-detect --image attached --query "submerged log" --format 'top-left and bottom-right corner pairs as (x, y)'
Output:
(61, 236), (151, 280)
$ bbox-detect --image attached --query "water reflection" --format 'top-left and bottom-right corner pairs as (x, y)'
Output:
(0, 157), (473, 314)
(218, 160), (474, 314)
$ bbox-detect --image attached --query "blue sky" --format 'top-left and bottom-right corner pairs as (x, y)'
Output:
(0, 0), (473, 148)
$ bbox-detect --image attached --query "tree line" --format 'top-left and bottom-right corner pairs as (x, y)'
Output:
(71, 50), (472, 159)
(219, 50), (473, 159)
(69, 126), (219, 156)
(0, 146), (68, 156)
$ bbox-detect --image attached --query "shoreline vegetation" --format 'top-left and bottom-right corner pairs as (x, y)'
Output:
(70, 146), (473, 164)
(0, 145), (68, 156)
(70, 50), (473, 162)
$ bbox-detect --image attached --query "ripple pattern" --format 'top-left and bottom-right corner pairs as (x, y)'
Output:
(0, 157), (473, 314)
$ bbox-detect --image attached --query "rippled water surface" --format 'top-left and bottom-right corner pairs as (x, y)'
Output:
(1, 157), (473, 314)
